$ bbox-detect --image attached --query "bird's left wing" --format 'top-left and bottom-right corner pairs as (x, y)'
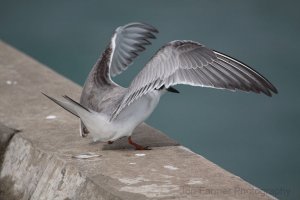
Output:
(110, 40), (277, 121)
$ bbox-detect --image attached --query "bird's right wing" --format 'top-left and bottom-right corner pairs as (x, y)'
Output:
(86, 22), (158, 87)
(110, 40), (277, 120)
(109, 22), (158, 77)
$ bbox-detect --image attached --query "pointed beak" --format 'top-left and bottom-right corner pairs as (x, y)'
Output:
(166, 86), (180, 93)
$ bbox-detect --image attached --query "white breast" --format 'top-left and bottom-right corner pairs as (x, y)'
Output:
(80, 90), (162, 142)
(112, 90), (161, 138)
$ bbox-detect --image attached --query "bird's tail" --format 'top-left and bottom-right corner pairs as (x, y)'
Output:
(42, 93), (91, 118)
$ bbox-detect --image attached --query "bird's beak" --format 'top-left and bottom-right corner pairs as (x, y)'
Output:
(166, 86), (180, 93)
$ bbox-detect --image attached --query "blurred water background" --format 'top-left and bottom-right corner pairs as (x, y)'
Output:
(1, 1), (300, 199)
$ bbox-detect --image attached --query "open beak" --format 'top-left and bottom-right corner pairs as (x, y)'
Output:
(166, 86), (180, 93)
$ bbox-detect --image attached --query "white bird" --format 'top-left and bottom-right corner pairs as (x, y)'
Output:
(43, 22), (277, 150)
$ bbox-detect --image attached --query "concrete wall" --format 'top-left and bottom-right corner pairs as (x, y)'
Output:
(0, 41), (276, 200)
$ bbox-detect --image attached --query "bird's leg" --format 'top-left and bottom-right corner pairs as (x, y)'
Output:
(128, 136), (151, 150)
(107, 141), (114, 144)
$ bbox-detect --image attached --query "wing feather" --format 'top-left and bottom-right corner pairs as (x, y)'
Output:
(110, 40), (277, 120)
(109, 22), (158, 77)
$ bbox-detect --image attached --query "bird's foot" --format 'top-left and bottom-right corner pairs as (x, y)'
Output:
(135, 145), (151, 151)
(128, 136), (151, 150)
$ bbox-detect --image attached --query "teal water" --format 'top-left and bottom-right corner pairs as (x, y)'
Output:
(1, 1), (300, 199)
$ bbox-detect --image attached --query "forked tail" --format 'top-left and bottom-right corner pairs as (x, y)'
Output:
(42, 92), (91, 118)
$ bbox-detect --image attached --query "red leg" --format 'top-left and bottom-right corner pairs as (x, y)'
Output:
(128, 136), (151, 150)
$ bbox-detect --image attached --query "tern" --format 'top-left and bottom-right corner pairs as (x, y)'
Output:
(43, 22), (277, 150)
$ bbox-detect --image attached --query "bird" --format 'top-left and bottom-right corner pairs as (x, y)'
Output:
(43, 22), (277, 150)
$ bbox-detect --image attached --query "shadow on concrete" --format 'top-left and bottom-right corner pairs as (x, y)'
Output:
(94, 124), (180, 150)
(0, 122), (20, 171)
(0, 176), (23, 200)
(0, 123), (22, 200)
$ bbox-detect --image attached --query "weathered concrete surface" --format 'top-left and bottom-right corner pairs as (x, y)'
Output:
(0, 40), (276, 200)
(0, 123), (19, 168)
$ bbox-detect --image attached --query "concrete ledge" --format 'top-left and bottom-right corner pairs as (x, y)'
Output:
(0, 41), (275, 199)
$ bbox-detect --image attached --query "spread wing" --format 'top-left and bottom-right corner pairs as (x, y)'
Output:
(84, 22), (159, 87)
(109, 22), (158, 77)
(110, 40), (277, 120)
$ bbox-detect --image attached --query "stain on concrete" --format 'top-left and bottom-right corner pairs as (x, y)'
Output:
(120, 183), (179, 198)
(5, 80), (17, 85)
(118, 176), (150, 185)
(46, 115), (57, 119)
(58, 168), (66, 190)
(135, 153), (145, 157)
(163, 165), (178, 170)
(186, 178), (205, 185)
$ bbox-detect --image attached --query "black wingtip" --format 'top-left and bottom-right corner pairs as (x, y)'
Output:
(140, 22), (159, 33)
(271, 86), (278, 94)
(263, 84), (278, 97)
(166, 86), (180, 94)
